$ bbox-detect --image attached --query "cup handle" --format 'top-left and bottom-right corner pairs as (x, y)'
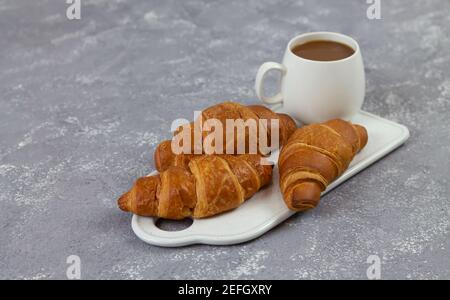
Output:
(255, 62), (287, 105)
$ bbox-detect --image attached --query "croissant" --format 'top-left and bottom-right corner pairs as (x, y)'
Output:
(118, 154), (273, 219)
(154, 139), (195, 173)
(154, 102), (296, 172)
(278, 119), (368, 212)
(169, 101), (296, 158)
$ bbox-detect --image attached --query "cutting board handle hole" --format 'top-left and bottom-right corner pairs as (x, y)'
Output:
(155, 218), (193, 232)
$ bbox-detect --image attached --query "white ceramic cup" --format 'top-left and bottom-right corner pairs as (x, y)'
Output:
(255, 32), (365, 124)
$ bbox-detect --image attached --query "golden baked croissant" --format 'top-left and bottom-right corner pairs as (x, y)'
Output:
(118, 154), (273, 219)
(278, 119), (368, 212)
(169, 101), (296, 157)
(154, 139), (195, 172)
(154, 102), (296, 172)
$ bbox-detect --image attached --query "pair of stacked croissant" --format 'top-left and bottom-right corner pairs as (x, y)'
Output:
(118, 101), (368, 219)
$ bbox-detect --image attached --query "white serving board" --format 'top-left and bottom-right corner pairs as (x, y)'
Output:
(132, 110), (409, 247)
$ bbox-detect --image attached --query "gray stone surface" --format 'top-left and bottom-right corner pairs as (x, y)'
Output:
(0, 0), (449, 280)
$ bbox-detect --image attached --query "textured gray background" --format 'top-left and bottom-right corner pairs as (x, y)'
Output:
(0, 0), (449, 280)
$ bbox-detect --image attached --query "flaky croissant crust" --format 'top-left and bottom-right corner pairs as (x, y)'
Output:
(118, 154), (273, 219)
(119, 102), (293, 220)
(163, 101), (296, 162)
(278, 119), (368, 212)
